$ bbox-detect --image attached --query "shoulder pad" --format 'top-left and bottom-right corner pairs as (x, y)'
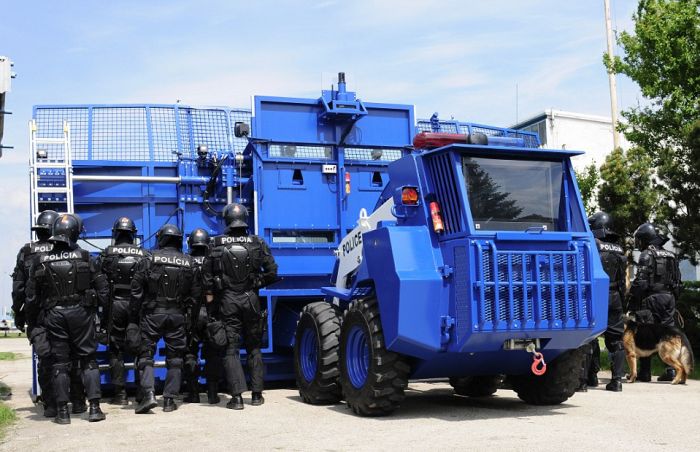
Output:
(106, 245), (145, 257)
(213, 235), (253, 246)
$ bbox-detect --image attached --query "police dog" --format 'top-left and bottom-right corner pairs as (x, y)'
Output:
(623, 313), (694, 385)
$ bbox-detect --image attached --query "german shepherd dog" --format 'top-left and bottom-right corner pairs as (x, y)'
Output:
(623, 313), (694, 385)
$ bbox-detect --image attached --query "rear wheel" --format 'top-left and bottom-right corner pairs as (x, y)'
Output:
(510, 348), (583, 405)
(449, 375), (503, 397)
(294, 302), (342, 404)
(338, 298), (410, 416)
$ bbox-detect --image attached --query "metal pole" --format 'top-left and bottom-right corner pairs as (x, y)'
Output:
(227, 186), (233, 204)
(72, 175), (181, 183)
(604, 0), (621, 150)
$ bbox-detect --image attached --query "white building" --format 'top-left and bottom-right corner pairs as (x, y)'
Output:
(511, 109), (630, 170)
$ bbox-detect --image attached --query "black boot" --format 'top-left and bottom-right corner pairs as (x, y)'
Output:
(183, 382), (200, 403)
(135, 391), (157, 414)
(110, 387), (129, 405)
(71, 398), (87, 414)
(88, 399), (106, 422)
(207, 383), (220, 405)
(606, 349), (625, 392)
(54, 403), (71, 425)
(251, 392), (264, 406)
(226, 394), (244, 410)
(43, 402), (57, 418)
(638, 358), (652, 382)
(576, 380), (588, 392)
(163, 397), (178, 412)
(657, 367), (676, 382)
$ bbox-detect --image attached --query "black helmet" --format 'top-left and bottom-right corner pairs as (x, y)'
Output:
(32, 210), (60, 240)
(588, 211), (618, 240)
(156, 223), (183, 249)
(187, 228), (210, 249)
(32, 210), (59, 233)
(112, 216), (137, 244)
(49, 214), (83, 247)
(634, 222), (666, 249)
(223, 203), (249, 229)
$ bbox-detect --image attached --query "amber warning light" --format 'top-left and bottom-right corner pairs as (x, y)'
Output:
(401, 187), (419, 205)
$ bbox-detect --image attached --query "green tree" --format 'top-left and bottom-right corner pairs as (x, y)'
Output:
(574, 163), (599, 215)
(597, 147), (662, 254)
(606, 0), (700, 261)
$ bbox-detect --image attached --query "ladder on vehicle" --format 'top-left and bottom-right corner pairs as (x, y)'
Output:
(28, 119), (74, 222)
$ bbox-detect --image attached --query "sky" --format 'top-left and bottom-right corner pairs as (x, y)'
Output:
(0, 0), (642, 315)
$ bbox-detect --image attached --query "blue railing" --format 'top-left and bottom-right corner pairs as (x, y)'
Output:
(416, 118), (541, 148)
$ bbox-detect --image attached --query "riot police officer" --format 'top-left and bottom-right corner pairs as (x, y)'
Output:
(630, 222), (682, 382)
(97, 217), (147, 405)
(182, 228), (221, 404)
(12, 210), (59, 417)
(25, 213), (109, 424)
(130, 224), (201, 414)
(588, 212), (627, 391)
(202, 203), (278, 409)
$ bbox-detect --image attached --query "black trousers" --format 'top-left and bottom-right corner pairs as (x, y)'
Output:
(219, 291), (264, 395)
(138, 310), (186, 398)
(108, 298), (130, 389)
(44, 305), (101, 403)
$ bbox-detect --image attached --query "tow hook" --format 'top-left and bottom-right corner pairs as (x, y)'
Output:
(526, 343), (547, 376)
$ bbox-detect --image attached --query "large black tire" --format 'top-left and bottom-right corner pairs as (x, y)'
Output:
(449, 375), (503, 397)
(338, 298), (410, 416)
(294, 302), (342, 404)
(510, 348), (584, 405)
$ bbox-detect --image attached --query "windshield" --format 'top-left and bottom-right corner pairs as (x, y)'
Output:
(462, 156), (563, 231)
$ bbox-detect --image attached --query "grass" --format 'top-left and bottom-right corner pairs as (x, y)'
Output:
(0, 380), (15, 440)
(0, 401), (16, 440)
(0, 353), (18, 361)
(597, 337), (700, 380)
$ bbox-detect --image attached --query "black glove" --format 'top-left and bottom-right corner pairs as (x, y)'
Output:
(96, 328), (109, 346)
(14, 312), (26, 333)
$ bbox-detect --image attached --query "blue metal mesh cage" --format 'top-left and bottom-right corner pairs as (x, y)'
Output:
(33, 105), (252, 161)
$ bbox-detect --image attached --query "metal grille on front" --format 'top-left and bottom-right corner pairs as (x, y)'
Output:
(424, 153), (463, 235)
(470, 241), (591, 332)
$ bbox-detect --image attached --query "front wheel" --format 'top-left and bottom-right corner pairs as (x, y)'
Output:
(509, 348), (583, 405)
(338, 298), (410, 416)
(294, 302), (342, 405)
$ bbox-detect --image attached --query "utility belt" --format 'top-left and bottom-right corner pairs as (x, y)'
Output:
(112, 283), (131, 299)
(44, 291), (96, 309)
(214, 274), (254, 293)
(143, 296), (183, 312)
(649, 283), (673, 294)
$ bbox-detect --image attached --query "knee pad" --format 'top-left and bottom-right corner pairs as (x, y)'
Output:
(80, 358), (99, 371)
(605, 338), (624, 354)
(52, 362), (71, 377)
(137, 359), (155, 371)
(247, 348), (261, 358)
(167, 357), (183, 370)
